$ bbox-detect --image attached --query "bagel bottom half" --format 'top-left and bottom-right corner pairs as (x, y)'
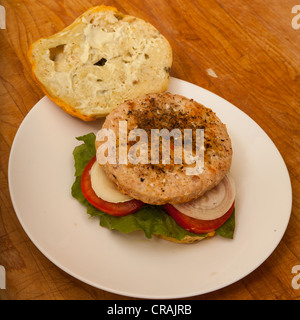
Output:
(155, 232), (215, 244)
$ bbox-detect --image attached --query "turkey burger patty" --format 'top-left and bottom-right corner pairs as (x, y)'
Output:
(95, 92), (233, 205)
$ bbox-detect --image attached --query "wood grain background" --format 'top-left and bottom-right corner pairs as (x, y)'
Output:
(0, 0), (299, 300)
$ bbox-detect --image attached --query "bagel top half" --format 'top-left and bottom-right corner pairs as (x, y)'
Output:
(95, 92), (232, 205)
(28, 6), (172, 121)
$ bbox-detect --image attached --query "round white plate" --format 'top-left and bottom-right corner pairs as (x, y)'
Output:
(8, 77), (292, 299)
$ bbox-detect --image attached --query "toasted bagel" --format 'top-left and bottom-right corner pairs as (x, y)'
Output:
(28, 6), (172, 121)
(155, 232), (215, 243)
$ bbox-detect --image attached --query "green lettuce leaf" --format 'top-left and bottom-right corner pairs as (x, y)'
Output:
(73, 133), (96, 176)
(215, 208), (235, 239)
(71, 133), (235, 240)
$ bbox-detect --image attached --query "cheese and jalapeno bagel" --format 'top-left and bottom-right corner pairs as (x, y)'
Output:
(28, 6), (172, 121)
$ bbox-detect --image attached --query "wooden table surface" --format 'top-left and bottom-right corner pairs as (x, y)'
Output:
(0, 0), (299, 300)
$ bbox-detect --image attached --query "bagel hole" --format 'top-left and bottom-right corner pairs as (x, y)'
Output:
(49, 44), (65, 61)
(114, 13), (124, 20)
(97, 89), (107, 96)
(94, 58), (107, 66)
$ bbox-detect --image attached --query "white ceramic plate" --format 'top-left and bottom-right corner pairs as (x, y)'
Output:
(8, 77), (292, 299)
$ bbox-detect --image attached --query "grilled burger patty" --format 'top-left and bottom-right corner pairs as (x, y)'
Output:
(95, 92), (232, 205)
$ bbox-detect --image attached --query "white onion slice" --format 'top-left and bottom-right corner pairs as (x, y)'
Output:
(173, 173), (236, 220)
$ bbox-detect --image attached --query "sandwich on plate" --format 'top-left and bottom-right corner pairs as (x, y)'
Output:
(27, 5), (235, 244)
(72, 93), (236, 243)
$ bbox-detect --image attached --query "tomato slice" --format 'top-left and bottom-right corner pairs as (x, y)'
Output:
(163, 201), (235, 234)
(81, 156), (144, 216)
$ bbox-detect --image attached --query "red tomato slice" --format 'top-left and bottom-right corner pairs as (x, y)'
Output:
(81, 156), (144, 216)
(163, 201), (235, 234)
